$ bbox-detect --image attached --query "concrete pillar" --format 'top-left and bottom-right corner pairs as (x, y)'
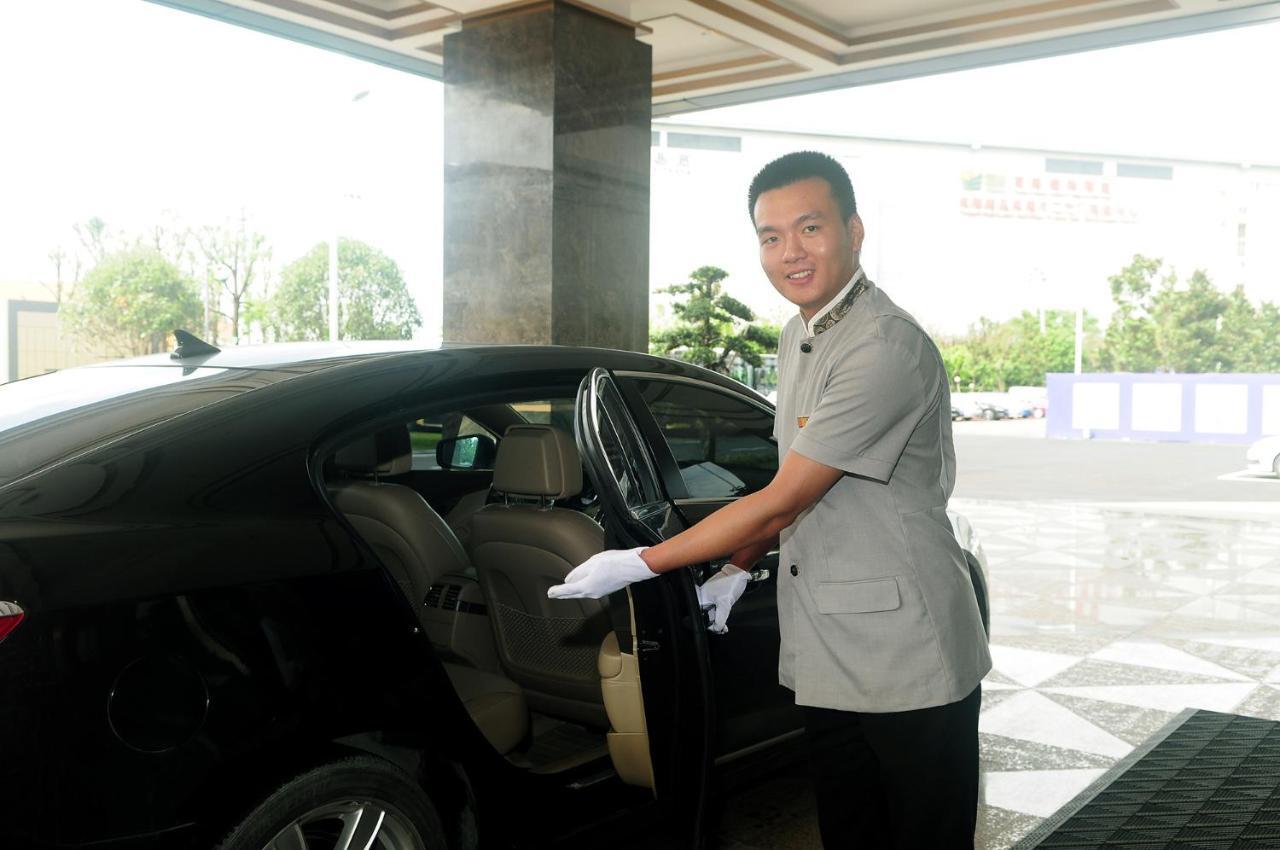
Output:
(443, 1), (651, 351)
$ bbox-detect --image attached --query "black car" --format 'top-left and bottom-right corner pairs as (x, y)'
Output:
(0, 340), (990, 850)
(977, 401), (1011, 420)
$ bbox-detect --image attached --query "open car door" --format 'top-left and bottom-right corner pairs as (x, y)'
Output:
(574, 368), (715, 850)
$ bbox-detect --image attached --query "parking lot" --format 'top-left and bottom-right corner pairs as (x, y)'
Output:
(952, 419), (1279, 505)
(674, 427), (1280, 849)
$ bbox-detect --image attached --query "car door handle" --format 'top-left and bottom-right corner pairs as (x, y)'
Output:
(748, 549), (779, 583)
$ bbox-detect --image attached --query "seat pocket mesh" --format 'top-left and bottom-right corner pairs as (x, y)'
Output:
(494, 603), (600, 681)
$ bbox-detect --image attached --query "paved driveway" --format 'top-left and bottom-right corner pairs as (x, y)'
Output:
(620, 431), (1280, 849)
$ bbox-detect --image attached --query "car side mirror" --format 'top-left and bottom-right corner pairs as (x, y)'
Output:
(436, 435), (497, 471)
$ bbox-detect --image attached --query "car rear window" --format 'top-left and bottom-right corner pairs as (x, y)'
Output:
(0, 365), (292, 486)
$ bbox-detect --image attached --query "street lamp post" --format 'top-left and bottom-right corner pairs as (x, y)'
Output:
(329, 89), (370, 342)
(1074, 305), (1084, 374)
(328, 235), (339, 342)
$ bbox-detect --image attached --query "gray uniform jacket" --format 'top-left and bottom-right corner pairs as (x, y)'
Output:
(773, 276), (991, 713)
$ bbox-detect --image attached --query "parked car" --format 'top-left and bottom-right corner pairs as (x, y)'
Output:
(950, 393), (984, 420)
(1006, 386), (1048, 419)
(976, 399), (1012, 420)
(0, 339), (990, 850)
(1246, 434), (1280, 477)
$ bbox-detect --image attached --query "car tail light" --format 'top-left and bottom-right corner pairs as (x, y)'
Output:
(0, 601), (24, 644)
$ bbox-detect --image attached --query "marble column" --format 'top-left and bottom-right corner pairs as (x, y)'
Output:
(443, 1), (651, 351)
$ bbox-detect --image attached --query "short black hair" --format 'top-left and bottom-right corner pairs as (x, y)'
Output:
(747, 151), (857, 224)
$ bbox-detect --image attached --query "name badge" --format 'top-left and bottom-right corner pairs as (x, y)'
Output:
(797, 416), (809, 429)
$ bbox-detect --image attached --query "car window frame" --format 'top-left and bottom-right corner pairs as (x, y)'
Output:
(614, 371), (778, 506)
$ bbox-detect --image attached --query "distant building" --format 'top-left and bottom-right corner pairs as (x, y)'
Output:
(650, 123), (1280, 336)
(0, 283), (109, 382)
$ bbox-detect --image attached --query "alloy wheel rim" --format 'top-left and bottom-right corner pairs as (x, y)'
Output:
(265, 799), (422, 850)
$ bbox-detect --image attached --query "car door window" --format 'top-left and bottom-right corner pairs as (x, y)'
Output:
(626, 378), (777, 499)
(510, 399), (577, 433)
(577, 369), (667, 528)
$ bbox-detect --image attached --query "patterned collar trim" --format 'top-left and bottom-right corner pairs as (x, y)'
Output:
(806, 272), (868, 338)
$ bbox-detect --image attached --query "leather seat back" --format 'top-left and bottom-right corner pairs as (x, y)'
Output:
(444, 487), (491, 549)
(469, 425), (609, 726)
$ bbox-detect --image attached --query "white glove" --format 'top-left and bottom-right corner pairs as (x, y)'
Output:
(697, 564), (750, 634)
(547, 547), (657, 600)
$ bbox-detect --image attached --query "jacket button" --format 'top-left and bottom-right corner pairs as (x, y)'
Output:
(790, 564), (798, 577)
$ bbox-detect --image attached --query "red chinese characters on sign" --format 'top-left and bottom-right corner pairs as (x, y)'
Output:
(958, 171), (1135, 223)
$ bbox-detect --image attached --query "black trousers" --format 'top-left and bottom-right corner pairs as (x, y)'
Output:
(803, 685), (981, 850)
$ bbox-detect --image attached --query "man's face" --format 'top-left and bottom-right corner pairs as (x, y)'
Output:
(753, 177), (864, 320)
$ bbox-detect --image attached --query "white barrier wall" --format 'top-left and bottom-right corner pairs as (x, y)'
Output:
(1047, 373), (1280, 443)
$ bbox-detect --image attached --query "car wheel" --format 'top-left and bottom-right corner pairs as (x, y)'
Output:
(215, 756), (447, 850)
(983, 409), (996, 421)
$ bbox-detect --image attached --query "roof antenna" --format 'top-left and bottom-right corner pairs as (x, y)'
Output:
(170, 329), (221, 360)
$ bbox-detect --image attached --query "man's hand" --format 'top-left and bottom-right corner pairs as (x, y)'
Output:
(547, 547), (657, 600)
(698, 564), (751, 633)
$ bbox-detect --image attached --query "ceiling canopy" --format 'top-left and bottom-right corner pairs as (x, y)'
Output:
(156, 0), (1280, 113)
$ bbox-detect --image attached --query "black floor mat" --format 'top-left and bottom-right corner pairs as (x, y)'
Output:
(1013, 709), (1280, 849)
(508, 719), (607, 772)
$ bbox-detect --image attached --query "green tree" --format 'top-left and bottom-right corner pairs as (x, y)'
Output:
(1099, 255), (1280, 373)
(938, 341), (976, 391)
(269, 239), (421, 341)
(196, 212), (271, 344)
(938, 309), (1100, 391)
(1258, 303), (1280, 372)
(957, 317), (1014, 390)
(1005, 309), (1101, 384)
(1150, 268), (1228, 372)
(1101, 254), (1165, 371)
(63, 248), (202, 357)
(46, 245), (71, 304)
(1213, 285), (1262, 371)
(74, 216), (111, 263)
(650, 265), (779, 375)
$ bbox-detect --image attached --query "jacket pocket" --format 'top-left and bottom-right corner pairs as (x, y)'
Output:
(815, 577), (901, 614)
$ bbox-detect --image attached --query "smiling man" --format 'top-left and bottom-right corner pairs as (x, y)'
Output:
(550, 151), (990, 849)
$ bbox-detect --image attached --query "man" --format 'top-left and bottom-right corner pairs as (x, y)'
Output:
(549, 151), (991, 849)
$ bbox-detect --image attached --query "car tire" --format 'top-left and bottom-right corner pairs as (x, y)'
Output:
(983, 409), (996, 421)
(215, 756), (447, 850)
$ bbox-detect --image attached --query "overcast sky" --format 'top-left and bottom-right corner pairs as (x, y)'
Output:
(2, 1), (1278, 340)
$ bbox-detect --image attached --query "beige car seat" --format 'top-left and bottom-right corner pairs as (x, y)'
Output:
(468, 425), (610, 727)
(444, 487), (491, 549)
(329, 426), (472, 614)
(329, 426), (529, 753)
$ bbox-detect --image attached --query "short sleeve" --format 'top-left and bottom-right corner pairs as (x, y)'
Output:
(790, 337), (931, 483)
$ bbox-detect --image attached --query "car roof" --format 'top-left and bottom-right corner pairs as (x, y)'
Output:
(1, 342), (770, 488)
(83, 339), (437, 372)
(70, 340), (767, 401)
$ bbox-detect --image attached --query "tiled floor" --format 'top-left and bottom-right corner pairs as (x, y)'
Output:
(710, 499), (1280, 850)
(958, 499), (1280, 849)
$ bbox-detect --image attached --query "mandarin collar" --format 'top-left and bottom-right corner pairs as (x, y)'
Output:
(802, 267), (866, 338)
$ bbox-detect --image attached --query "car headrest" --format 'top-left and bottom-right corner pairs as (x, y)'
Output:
(492, 425), (582, 499)
(334, 426), (412, 477)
